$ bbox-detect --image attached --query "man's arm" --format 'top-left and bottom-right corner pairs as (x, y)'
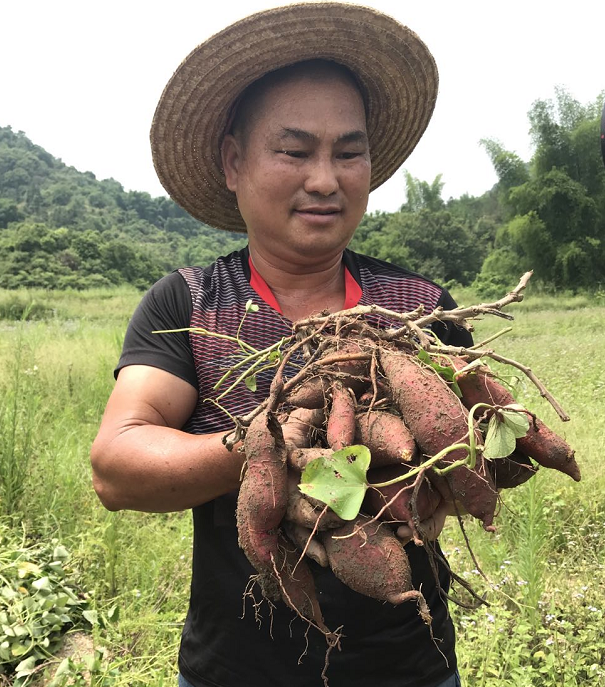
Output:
(91, 364), (317, 513)
(90, 365), (247, 513)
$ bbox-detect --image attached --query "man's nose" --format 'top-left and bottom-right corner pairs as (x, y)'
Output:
(303, 157), (339, 196)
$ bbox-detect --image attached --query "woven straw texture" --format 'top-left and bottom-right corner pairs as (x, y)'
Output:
(150, 2), (438, 233)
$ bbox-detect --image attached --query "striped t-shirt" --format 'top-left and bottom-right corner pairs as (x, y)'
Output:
(116, 247), (471, 687)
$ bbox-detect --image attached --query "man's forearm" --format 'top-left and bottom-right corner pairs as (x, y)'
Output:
(91, 425), (244, 513)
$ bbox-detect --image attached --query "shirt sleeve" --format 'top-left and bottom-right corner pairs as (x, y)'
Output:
(114, 271), (198, 390)
(432, 288), (474, 348)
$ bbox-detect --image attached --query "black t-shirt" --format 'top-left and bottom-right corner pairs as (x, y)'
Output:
(117, 248), (472, 687)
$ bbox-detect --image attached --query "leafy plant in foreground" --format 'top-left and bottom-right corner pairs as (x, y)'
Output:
(0, 522), (86, 685)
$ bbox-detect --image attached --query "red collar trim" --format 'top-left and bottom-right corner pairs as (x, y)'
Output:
(248, 256), (362, 316)
(248, 257), (282, 313)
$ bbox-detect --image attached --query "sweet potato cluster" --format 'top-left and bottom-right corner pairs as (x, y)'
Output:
(224, 276), (580, 655)
(234, 328), (580, 638)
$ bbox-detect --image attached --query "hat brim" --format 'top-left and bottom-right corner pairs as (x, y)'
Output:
(150, 2), (438, 233)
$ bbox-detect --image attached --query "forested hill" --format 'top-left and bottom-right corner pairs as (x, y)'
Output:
(0, 125), (245, 289)
(1, 87), (604, 293)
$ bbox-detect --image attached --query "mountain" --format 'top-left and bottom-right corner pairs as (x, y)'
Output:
(0, 126), (245, 289)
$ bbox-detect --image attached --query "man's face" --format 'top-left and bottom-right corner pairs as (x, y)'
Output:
(222, 73), (371, 266)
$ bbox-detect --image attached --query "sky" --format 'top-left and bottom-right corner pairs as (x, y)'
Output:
(2, 0), (603, 214)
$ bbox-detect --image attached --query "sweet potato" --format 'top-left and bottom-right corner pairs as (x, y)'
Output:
(321, 514), (429, 612)
(236, 411), (288, 579)
(364, 465), (441, 524)
(286, 375), (331, 409)
(274, 533), (329, 631)
(326, 381), (356, 450)
(354, 410), (417, 466)
(282, 521), (329, 568)
(285, 470), (344, 530)
(380, 349), (498, 531)
(487, 452), (538, 489)
(323, 338), (372, 377)
(454, 364), (581, 482)
(287, 446), (334, 472)
(281, 406), (325, 447)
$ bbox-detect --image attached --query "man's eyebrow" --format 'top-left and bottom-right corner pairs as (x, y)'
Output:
(275, 127), (368, 145)
(277, 127), (318, 143)
(335, 130), (369, 145)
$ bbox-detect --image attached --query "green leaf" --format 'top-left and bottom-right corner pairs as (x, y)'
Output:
(501, 405), (530, 439)
(417, 350), (462, 397)
(15, 656), (37, 677)
(244, 375), (257, 392)
(299, 445), (370, 520)
(245, 299), (259, 313)
(83, 610), (99, 626)
(18, 562), (41, 579)
(55, 657), (71, 677)
(483, 414), (516, 459)
(32, 576), (51, 592)
(52, 546), (69, 562)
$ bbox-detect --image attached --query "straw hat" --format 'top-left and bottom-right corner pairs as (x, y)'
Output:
(150, 2), (438, 233)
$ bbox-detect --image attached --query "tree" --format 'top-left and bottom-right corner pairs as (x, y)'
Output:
(478, 89), (605, 291)
(402, 172), (445, 212)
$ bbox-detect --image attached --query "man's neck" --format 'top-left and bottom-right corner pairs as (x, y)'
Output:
(248, 245), (346, 321)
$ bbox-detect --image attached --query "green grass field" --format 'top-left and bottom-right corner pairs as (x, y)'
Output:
(0, 285), (603, 686)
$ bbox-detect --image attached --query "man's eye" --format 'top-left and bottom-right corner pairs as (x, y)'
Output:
(278, 150), (307, 158)
(338, 152), (362, 160)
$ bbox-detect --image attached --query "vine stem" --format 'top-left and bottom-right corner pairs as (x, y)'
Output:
(369, 443), (472, 489)
(213, 337), (290, 390)
(153, 326), (258, 354)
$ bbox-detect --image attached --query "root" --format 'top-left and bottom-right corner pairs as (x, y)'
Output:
(241, 574), (277, 631)
(292, 505), (328, 574)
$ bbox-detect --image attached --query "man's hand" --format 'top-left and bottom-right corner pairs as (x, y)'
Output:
(395, 498), (458, 546)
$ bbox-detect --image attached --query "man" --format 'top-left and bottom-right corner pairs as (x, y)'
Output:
(91, 4), (468, 686)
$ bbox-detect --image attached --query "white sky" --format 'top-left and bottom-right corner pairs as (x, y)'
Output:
(1, 0), (603, 214)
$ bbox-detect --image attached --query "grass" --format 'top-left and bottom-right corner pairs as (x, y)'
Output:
(0, 286), (603, 685)
(445, 285), (605, 685)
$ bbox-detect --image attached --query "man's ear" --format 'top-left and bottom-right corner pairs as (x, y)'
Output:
(221, 134), (242, 193)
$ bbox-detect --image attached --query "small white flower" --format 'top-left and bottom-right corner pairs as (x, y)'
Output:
(545, 638), (554, 646)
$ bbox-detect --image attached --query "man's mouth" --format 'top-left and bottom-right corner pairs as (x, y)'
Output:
(295, 206), (341, 215)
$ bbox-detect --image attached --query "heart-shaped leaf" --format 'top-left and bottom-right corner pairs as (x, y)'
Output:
(501, 405), (530, 439)
(483, 414), (516, 459)
(299, 445), (371, 520)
